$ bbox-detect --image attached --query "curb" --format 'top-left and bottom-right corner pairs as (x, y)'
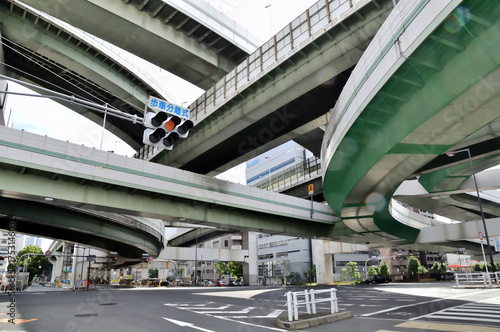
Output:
(275, 311), (353, 330)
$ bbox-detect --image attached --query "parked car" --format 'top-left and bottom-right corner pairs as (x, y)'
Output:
(365, 275), (389, 284)
(216, 281), (226, 287)
(228, 281), (243, 286)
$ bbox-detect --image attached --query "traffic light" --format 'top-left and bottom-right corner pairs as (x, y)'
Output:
(175, 119), (194, 138)
(143, 97), (194, 150)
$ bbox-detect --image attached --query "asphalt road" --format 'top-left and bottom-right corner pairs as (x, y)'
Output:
(1, 282), (500, 332)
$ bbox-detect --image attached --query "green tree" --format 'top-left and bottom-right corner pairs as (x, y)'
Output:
(367, 266), (379, 277)
(418, 265), (428, 275)
(430, 262), (448, 278)
(214, 261), (228, 278)
(346, 261), (361, 280)
(379, 261), (390, 277)
(148, 268), (158, 278)
(228, 262), (243, 281)
(472, 263), (482, 272)
(407, 255), (421, 279)
(16, 245), (49, 283)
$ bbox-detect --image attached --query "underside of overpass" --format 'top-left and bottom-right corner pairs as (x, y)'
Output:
(0, 1), (160, 150)
(16, 0), (257, 90)
(321, 0), (500, 254)
(0, 196), (164, 258)
(153, 0), (397, 175)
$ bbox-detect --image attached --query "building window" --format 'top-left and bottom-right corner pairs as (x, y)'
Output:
(224, 240), (228, 247)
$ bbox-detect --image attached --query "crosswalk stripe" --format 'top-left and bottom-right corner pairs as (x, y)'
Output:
(425, 315), (500, 324)
(445, 308), (500, 314)
(435, 311), (500, 319)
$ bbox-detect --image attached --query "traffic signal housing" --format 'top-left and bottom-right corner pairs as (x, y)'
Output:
(142, 107), (194, 150)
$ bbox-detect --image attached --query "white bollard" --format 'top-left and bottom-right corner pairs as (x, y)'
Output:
(305, 290), (311, 314)
(293, 292), (299, 321)
(310, 289), (317, 314)
(331, 288), (338, 313)
(286, 291), (293, 322)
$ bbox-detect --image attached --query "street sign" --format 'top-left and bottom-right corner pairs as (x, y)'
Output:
(44, 250), (51, 256)
(308, 184), (314, 195)
(148, 96), (190, 120)
(494, 237), (500, 252)
(478, 231), (484, 241)
(149, 256), (153, 262)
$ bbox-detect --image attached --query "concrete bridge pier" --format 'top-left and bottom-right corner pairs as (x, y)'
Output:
(313, 240), (334, 285)
(242, 232), (259, 286)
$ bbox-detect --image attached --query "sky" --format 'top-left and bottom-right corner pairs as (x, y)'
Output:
(3, 0), (320, 250)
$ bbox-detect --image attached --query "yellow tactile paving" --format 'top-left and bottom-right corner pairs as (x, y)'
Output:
(396, 321), (500, 332)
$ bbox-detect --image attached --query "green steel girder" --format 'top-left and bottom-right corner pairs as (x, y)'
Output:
(323, 0), (500, 244)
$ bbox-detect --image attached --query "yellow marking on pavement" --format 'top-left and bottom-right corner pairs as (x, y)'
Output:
(396, 321), (500, 332)
(0, 318), (38, 323)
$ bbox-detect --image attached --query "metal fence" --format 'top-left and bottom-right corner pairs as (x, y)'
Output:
(137, 0), (375, 160)
(454, 272), (500, 287)
(284, 288), (338, 322)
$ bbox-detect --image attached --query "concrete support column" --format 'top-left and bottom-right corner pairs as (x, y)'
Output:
(50, 256), (63, 283)
(242, 231), (258, 286)
(312, 240), (334, 284)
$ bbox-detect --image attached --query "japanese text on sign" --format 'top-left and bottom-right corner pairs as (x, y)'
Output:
(148, 96), (190, 120)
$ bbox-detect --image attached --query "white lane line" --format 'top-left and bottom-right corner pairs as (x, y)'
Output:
(164, 303), (232, 310)
(224, 309), (284, 319)
(162, 318), (215, 332)
(195, 306), (255, 314)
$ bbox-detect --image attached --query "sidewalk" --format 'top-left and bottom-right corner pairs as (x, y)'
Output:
(25, 282), (70, 292)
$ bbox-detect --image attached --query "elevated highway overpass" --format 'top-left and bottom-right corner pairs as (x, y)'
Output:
(0, 0), (172, 150)
(139, 0), (398, 175)
(13, 0), (259, 90)
(0, 0), (257, 151)
(0, 125), (337, 256)
(2, 0), (400, 179)
(321, 0), (500, 253)
(1, 0), (500, 278)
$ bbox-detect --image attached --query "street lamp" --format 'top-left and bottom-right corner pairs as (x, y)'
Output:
(265, 4), (272, 37)
(446, 148), (496, 272)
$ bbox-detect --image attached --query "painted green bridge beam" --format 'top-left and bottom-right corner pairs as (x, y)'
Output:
(322, 0), (500, 246)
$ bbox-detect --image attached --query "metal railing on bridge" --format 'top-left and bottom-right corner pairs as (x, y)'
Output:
(136, 0), (377, 161)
